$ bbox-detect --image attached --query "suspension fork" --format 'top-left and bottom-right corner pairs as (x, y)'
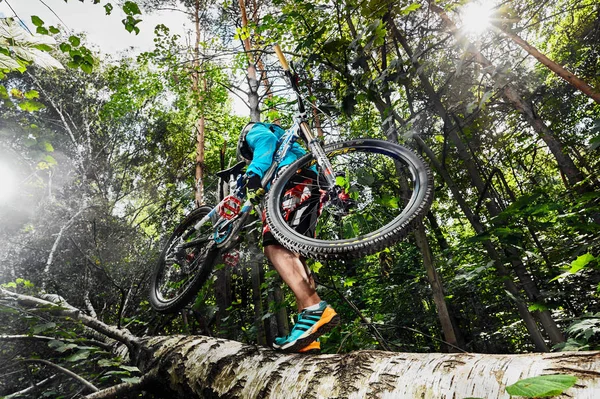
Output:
(299, 121), (337, 189)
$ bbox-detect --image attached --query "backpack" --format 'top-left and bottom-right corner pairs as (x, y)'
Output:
(236, 122), (279, 163)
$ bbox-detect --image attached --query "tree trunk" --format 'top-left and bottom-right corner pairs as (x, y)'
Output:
(192, 0), (206, 206)
(413, 221), (463, 352)
(494, 23), (600, 104)
(249, 248), (267, 345)
(239, 0), (260, 122)
(215, 144), (234, 338)
(137, 335), (600, 399)
(273, 281), (289, 337)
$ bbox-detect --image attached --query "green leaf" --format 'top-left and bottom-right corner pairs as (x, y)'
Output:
(68, 35), (81, 47)
(34, 44), (53, 52)
(120, 376), (141, 384)
(528, 302), (549, 312)
(122, 16), (142, 35)
(55, 343), (78, 353)
(506, 375), (577, 397)
(0, 53), (23, 70)
(81, 61), (93, 74)
(98, 358), (121, 368)
(356, 168), (375, 185)
(343, 277), (357, 287)
(18, 100), (46, 112)
(119, 365), (140, 372)
(31, 16), (44, 27)
(335, 175), (348, 188)
(377, 195), (399, 209)
(123, 1), (142, 15)
(32, 322), (56, 334)
(310, 261), (323, 273)
(41, 141), (54, 152)
(12, 88), (28, 98)
(24, 89), (39, 99)
(47, 339), (64, 349)
(400, 3), (421, 15)
(59, 43), (71, 53)
(568, 253), (595, 274)
(590, 135), (600, 151)
(36, 26), (49, 35)
(104, 3), (114, 15)
(66, 349), (91, 362)
(49, 26), (60, 34)
(43, 154), (57, 165)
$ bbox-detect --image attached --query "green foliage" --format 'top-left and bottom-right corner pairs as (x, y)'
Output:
(0, 17), (63, 72)
(506, 375), (577, 397)
(553, 312), (600, 351)
(122, 1), (143, 34)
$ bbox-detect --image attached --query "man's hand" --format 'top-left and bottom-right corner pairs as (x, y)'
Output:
(244, 173), (265, 204)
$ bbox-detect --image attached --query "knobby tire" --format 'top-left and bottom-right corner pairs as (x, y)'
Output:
(265, 139), (433, 259)
(149, 206), (219, 313)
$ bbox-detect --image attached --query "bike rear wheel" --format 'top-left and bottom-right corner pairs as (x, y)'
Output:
(149, 206), (219, 313)
(265, 139), (432, 259)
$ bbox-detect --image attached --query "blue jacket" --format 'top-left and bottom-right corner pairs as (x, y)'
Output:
(245, 123), (307, 178)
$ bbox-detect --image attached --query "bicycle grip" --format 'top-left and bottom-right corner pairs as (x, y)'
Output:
(273, 44), (289, 71)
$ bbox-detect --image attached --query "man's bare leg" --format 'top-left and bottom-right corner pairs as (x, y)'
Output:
(264, 244), (320, 311)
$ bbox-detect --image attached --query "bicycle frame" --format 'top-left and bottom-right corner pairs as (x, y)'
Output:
(185, 44), (340, 252)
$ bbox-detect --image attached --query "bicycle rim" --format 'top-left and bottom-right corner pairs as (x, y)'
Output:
(265, 139), (433, 259)
(149, 206), (219, 313)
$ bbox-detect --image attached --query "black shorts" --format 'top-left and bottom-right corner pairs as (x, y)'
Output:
(262, 170), (320, 247)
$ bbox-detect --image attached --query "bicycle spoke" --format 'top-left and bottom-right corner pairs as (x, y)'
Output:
(150, 206), (220, 312)
(266, 139), (432, 258)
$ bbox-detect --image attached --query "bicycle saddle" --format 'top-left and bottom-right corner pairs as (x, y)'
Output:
(216, 161), (247, 180)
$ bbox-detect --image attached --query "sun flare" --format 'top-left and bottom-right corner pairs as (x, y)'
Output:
(460, 1), (494, 35)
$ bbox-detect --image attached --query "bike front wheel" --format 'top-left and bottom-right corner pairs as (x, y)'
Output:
(265, 139), (433, 259)
(149, 206), (219, 313)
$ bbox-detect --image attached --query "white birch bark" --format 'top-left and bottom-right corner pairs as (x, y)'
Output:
(143, 335), (600, 399)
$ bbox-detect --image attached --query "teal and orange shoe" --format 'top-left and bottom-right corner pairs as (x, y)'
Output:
(273, 301), (339, 353)
(298, 339), (320, 354)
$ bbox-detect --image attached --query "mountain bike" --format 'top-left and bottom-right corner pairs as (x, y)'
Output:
(149, 45), (433, 313)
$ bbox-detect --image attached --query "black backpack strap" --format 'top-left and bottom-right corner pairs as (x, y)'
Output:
(237, 122), (255, 162)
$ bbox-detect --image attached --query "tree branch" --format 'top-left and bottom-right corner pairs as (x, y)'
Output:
(83, 368), (157, 399)
(0, 289), (141, 352)
(3, 374), (60, 399)
(21, 359), (98, 393)
(0, 334), (113, 351)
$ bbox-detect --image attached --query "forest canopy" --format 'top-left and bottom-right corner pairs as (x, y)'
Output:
(0, 0), (599, 397)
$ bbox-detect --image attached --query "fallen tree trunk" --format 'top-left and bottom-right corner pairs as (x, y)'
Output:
(3, 289), (600, 398)
(138, 335), (600, 399)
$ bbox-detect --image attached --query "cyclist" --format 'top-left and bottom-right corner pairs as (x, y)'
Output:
(237, 121), (340, 353)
